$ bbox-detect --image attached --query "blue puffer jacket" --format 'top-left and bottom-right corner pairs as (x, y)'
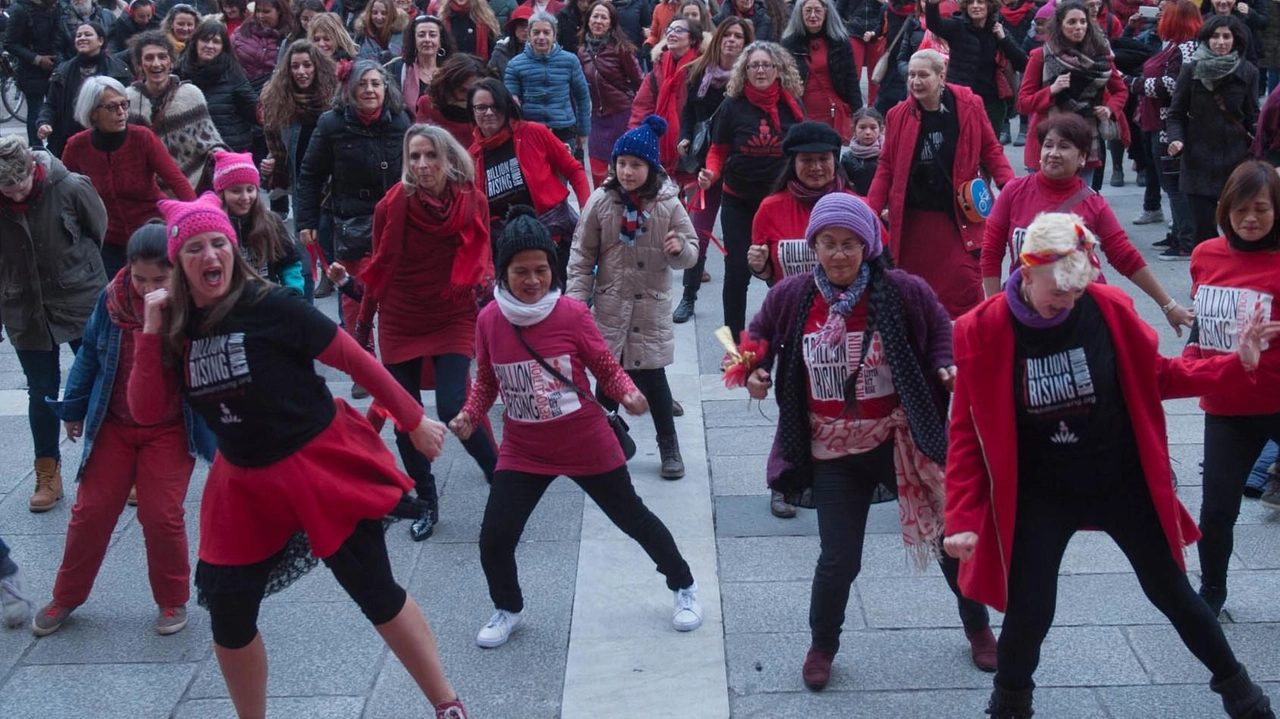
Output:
(504, 42), (592, 136)
(47, 291), (217, 481)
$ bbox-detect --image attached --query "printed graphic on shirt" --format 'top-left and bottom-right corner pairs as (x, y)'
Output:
(1050, 421), (1078, 444)
(1194, 284), (1275, 353)
(742, 118), (782, 158)
(1020, 347), (1096, 415)
(486, 156), (528, 202)
(776, 239), (817, 278)
(803, 329), (894, 402)
(493, 354), (583, 422)
(919, 130), (944, 165)
(219, 403), (243, 425)
(1011, 226), (1028, 260)
(185, 333), (251, 397)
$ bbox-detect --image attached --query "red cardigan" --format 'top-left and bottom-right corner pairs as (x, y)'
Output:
(469, 120), (590, 218)
(945, 282), (1254, 612)
(62, 126), (196, 247)
(1016, 46), (1130, 171)
(867, 83), (1014, 258)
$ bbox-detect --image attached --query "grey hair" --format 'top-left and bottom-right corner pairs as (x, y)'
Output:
(529, 10), (557, 36)
(0, 135), (34, 186)
(74, 76), (129, 130)
(909, 48), (948, 77)
(782, 0), (847, 43)
(1021, 212), (1101, 290)
(333, 59), (406, 115)
(401, 123), (475, 189)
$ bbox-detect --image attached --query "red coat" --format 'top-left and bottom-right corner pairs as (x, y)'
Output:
(867, 83), (1014, 257)
(469, 120), (590, 218)
(945, 282), (1254, 612)
(1016, 47), (1130, 171)
(62, 126), (196, 247)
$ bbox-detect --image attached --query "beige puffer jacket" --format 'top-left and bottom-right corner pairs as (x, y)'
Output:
(566, 180), (698, 370)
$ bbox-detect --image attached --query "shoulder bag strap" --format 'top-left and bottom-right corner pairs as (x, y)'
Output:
(1054, 185), (1096, 214)
(1213, 91), (1254, 144)
(512, 325), (600, 406)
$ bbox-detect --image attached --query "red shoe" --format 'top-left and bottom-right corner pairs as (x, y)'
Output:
(802, 648), (835, 691)
(966, 626), (998, 672)
(436, 698), (468, 719)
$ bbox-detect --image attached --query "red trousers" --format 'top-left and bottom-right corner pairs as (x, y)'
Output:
(851, 37), (886, 106)
(52, 420), (196, 608)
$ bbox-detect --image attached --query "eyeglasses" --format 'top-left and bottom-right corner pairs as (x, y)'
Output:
(472, 103), (498, 115)
(746, 62), (776, 71)
(96, 100), (130, 113)
(815, 242), (863, 257)
(665, 25), (690, 35)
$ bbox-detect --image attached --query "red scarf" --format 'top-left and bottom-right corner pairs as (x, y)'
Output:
(0, 162), (47, 215)
(356, 107), (383, 125)
(744, 80), (804, 135)
(475, 121), (515, 151)
(656, 49), (698, 170)
(449, 3), (490, 61)
(361, 181), (494, 302)
(105, 265), (146, 331)
(999, 1), (1034, 28)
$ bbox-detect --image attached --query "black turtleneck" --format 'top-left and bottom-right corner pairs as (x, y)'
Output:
(90, 127), (127, 154)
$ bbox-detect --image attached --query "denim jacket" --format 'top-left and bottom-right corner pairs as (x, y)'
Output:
(46, 291), (217, 481)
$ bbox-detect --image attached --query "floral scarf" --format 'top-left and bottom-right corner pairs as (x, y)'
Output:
(811, 261), (871, 347)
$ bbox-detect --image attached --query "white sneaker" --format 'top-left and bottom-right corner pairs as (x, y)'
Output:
(1, 567), (35, 629)
(672, 583), (702, 632)
(476, 609), (524, 648)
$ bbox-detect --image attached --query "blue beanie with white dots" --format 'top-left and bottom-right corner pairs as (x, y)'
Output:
(612, 115), (666, 172)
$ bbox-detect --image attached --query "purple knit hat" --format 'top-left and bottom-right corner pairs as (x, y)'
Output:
(158, 192), (238, 263)
(805, 193), (883, 260)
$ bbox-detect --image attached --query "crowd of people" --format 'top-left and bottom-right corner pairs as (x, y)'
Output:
(0, 0), (1279, 716)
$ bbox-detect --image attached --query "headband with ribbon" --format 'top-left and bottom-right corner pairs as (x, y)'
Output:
(1020, 222), (1102, 270)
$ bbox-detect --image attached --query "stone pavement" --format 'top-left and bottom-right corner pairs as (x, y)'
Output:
(1, 143), (1279, 719)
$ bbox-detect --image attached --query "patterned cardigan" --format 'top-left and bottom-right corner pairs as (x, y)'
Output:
(127, 77), (229, 193)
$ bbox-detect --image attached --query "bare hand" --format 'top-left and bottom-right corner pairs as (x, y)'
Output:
(663, 230), (684, 255)
(1050, 72), (1072, 95)
(944, 531), (979, 561)
(863, 31), (876, 41)
(1167, 141), (1184, 156)
(621, 391), (649, 415)
(747, 244), (769, 273)
(698, 168), (715, 190)
(299, 229), (317, 245)
(142, 288), (170, 335)
(1238, 307), (1280, 371)
(1165, 303), (1195, 337)
(37, 125), (52, 140)
(1093, 105), (1111, 121)
(410, 417), (448, 459)
(259, 156), (276, 176)
(936, 365), (957, 392)
(993, 22), (1005, 39)
(448, 411), (475, 440)
(326, 262), (348, 285)
(746, 368), (772, 400)
(1237, 1), (1249, 13)
(36, 55), (53, 71)
(677, 139), (691, 155)
(576, 135), (588, 153)
(65, 421), (83, 442)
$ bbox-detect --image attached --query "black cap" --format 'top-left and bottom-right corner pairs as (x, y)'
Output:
(782, 121), (844, 155)
(495, 205), (563, 288)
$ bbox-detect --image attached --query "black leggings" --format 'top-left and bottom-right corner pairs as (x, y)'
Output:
(204, 520), (407, 649)
(720, 191), (758, 340)
(596, 367), (676, 437)
(479, 465), (694, 613)
(809, 444), (990, 654)
(996, 485), (1239, 691)
(1188, 193), (1221, 246)
(1198, 412), (1280, 592)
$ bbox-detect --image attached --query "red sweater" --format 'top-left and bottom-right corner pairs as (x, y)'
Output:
(945, 282), (1253, 612)
(1184, 238), (1280, 416)
(980, 172), (1146, 280)
(1016, 47), (1130, 171)
(62, 126), (196, 247)
(469, 120), (590, 218)
(462, 297), (639, 476)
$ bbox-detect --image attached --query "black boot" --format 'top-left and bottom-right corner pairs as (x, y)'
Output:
(1213, 666), (1275, 718)
(658, 435), (684, 479)
(986, 685), (1034, 719)
(409, 504), (438, 541)
(673, 291), (696, 324)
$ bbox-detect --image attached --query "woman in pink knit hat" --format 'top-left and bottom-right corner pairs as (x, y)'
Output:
(128, 192), (469, 719)
(212, 150), (306, 297)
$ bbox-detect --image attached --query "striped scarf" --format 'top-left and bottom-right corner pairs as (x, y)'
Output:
(618, 190), (648, 247)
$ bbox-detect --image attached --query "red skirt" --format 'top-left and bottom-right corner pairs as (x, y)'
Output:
(896, 209), (983, 320)
(198, 399), (414, 566)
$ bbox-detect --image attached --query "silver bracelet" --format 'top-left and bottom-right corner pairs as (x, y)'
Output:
(1161, 299), (1179, 315)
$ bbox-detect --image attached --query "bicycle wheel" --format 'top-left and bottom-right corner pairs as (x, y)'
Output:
(0, 78), (12, 123)
(2, 78), (24, 125)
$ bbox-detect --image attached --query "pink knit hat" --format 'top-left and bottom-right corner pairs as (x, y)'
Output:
(212, 150), (260, 193)
(159, 192), (238, 263)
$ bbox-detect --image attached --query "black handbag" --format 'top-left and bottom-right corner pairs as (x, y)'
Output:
(334, 213), (374, 262)
(512, 327), (638, 460)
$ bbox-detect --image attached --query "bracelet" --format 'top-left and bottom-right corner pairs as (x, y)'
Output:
(1161, 299), (1179, 315)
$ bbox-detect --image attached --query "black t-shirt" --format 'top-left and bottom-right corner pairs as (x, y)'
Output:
(484, 139), (534, 222)
(1013, 293), (1142, 494)
(906, 101), (959, 213)
(183, 286), (339, 467)
(712, 95), (802, 201)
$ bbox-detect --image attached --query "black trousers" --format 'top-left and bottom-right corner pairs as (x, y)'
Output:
(1198, 412), (1280, 591)
(808, 443), (990, 654)
(385, 353), (498, 509)
(479, 465), (694, 613)
(719, 191), (757, 340)
(596, 367), (676, 436)
(996, 484), (1239, 691)
(1188, 193), (1221, 246)
(100, 244), (128, 281)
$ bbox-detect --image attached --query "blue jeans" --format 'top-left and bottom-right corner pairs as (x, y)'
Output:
(1247, 441), (1279, 492)
(1266, 68), (1280, 96)
(16, 339), (82, 461)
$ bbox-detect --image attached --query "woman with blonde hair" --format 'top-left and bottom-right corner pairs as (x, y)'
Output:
(307, 11), (360, 61)
(355, 0), (409, 63)
(439, 0), (500, 60)
(160, 3), (200, 55)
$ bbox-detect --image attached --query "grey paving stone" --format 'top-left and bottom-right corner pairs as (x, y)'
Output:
(0, 662), (197, 719)
(421, 485), (584, 546)
(1167, 414), (1205, 446)
(1126, 624), (1280, 684)
(23, 607), (209, 665)
(1096, 683), (1233, 719)
(1169, 443), (1205, 487)
(174, 696), (367, 718)
(706, 426), (772, 458)
(722, 580), (865, 635)
(0, 626), (34, 682)
(702, 399), (779, 428)
(709, 454), (770, 496)
(1233, 524), (1280, 569)
(1219, 570), (1280, 623)
(859, 575), (999, 629)
(729, 687), (1107, 719)
(717, 537), (821, 583)
(715, 495), (818, 537)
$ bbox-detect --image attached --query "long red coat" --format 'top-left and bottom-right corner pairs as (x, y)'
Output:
(944, 282), (1253, 612)
(867, 83), (1015, 257)
(1016, 46), (1130, 171)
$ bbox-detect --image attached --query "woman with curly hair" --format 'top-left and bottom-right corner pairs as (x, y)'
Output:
(355, 0), (408, 63)
(697, 40), (803, 340)
(439, 0), (500, 60)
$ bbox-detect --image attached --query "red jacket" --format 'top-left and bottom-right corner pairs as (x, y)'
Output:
(62, 126), (196, 247)
(1016, 47), (1130, 171)
(867, 83), (1014, 257)
(945, 282), (1253, 612)
(469, 120), (590, 218)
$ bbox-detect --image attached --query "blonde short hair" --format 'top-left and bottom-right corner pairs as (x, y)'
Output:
(1020, 212), (1101, 291)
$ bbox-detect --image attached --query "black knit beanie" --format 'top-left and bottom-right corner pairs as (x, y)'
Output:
(495, 205), (563, 290)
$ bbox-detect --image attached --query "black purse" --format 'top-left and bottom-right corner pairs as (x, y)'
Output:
(334, 213), (374, 262)
(512, 327), (637, 460)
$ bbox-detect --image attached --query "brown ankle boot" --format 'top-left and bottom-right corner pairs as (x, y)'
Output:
(29, 458), (63, 513)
